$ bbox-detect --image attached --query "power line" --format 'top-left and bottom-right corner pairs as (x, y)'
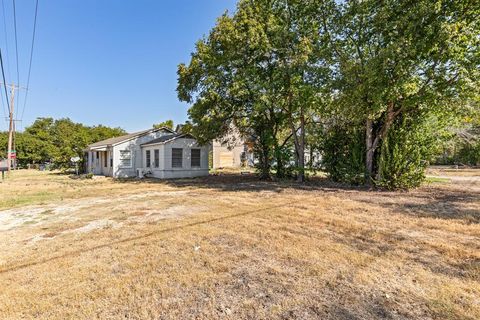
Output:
(12, 0), (20, 117)
(0, 49), (10, 114)
(1, 0), (11, 81)
(0, 76), (5, 120)
(20, 0), (39, 122)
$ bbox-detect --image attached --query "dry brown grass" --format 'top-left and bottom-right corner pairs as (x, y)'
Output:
(0, 170), (479, 319)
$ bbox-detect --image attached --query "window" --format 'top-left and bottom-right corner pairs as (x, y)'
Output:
(95, 151), (100, 166)
(146, 150), (151, 168)
(172, 148), (183, 168)
(191, 149), (201, 167)
(119, 150), (132, 168)
(104, 152), (108, 167)
(154, 149), (159, 168)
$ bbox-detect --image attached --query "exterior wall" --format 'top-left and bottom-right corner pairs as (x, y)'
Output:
(112, 130), (171, 178)
(89, 150), (102, 175)
(87, 149), (113, 176)
(212, 141), (246, 169)
(142, 138), (209, 179)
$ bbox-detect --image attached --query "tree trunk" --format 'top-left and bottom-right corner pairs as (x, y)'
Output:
(260, 141), (271, 180)
(255, 127), (271, 180)
(365, 118), (374, 183)
(366, 103), (397, 183)
(375, 103), (396, 181)
(309, 147), (314, 169)
(297, 113), (305, 182)
(274, 143), (284, 179)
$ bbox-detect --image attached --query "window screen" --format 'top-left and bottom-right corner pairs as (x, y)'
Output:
(172, 148), (183, 168)
(154, 149), (160, 168)
(146, 150), (151, 168)
(119, 150), (132, 167)
(191, 149), (201, 167)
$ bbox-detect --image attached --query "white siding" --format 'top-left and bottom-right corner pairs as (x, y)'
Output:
(87, 129), (209, 179)
(142, 138), (209, 179)
(112, 130), (171, 178)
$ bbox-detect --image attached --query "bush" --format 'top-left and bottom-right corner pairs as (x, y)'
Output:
(376, 116), (435, 189)
(457, 142), (480, 166)
(321, 125), (366, 184)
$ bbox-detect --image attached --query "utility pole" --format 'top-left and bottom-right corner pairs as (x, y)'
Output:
(1, 83), (24, 174)
(7, 84), (15, 174)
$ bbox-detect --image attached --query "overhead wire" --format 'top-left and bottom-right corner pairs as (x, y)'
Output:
(0, 49), (10, 114)
(20, 0), (39, 122)
(12, 0), (20, 118)
(1, 0), (11, 82)
(1, 0), (10, 124)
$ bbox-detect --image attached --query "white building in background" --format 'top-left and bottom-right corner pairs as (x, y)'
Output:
(212, 126), (254, 169)
(85, 127), (210, 179)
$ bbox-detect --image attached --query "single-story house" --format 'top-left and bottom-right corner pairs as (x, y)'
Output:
(85, 127), (210, 179)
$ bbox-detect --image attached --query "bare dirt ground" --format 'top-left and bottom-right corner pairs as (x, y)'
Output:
(0, 169), (479, 319)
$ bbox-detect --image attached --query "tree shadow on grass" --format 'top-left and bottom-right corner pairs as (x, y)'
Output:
(352, 186), (480, 223)
(114, 172), (371, 194)
(115, 173), (479, 222)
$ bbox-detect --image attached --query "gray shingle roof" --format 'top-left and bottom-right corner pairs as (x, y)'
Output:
(141, 133), (195, 146)
(88, 127), (174, 149)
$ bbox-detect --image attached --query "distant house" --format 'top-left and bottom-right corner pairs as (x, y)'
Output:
(85, 127), (209, 179)
(212, 126), (322, 169)
(212, 139), (251, 169)
(212, 127), (254, 169)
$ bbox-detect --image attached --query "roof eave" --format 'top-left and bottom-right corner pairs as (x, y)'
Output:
(141, 133), (197, 147)
(110, 127), (175, 147)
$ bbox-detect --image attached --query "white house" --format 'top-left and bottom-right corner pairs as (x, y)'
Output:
(85, 127), (210, 179)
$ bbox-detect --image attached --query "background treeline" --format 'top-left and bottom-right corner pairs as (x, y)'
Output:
(177, 0), (479, 188)
(434, 118), (480, 166)
(0, 117), (125, 168)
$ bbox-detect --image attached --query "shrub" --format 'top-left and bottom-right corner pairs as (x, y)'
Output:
(376, 116), (436, 189)
(321, 124), (366, 184)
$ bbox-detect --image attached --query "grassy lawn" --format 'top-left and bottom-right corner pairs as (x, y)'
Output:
(0, 170), (479, 319)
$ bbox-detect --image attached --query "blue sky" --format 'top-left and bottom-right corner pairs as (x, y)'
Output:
(0, 0), (237, 132)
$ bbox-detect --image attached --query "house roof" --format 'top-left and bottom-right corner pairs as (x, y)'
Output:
(87, 127), (174, 149)
(140, 133), (195, 147)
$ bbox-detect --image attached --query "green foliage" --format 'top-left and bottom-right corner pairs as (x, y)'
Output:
(0, 117), (126, 169)
(153, 120), (174, 130)
(177, 0), (329, 180)
(177, 0), (480, 189)
(321, 125), (365, 185)
(376, 116), (437, 189)
(457, 141), (480, 165)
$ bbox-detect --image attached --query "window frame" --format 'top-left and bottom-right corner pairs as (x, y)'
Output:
(154, 149), (160, 168)
(171, 148), (183, 168)
(145, 150), (151, 168)
(190, 148), (201, 168)
(119, 150), (132, 168)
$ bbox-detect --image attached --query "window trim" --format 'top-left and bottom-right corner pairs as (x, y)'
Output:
(119, 149), (133, 168)
(172, 148), (183, 168)
(154, 149), (160, 168)
(191, 148), (201, 168)
(146, 150), (151, 168)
